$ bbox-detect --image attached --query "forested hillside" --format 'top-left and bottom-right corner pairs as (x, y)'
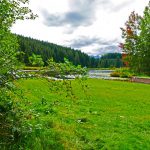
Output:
(17, 35), (99, 67)
(98, 53), (123, 68)
(16, 35), (124, 68)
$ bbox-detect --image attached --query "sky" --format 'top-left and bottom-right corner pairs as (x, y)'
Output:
(11, 0), (149, 56)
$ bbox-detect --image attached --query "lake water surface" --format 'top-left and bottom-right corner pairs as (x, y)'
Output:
(88, 70), (114, 79)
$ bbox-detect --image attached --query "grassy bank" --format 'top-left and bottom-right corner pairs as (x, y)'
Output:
(8, 78), (150, 149)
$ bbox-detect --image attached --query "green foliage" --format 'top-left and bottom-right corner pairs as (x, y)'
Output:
(0, 0), (37, 85)
(139, 2), (150, 75)
(0, 0), (37, 29)
(0, 0), (37, 148)
(0, 87), (23, 149)
(98, 53), (124, 68)
(44, 58), (87, 78)
(120, 2), (150, 75)
(0, 31), (18, 72)
(110, 71), (120, 77)
(0, 31), (18, 86)
(110, 68), (135, 78)
(29, 53), (44, 67)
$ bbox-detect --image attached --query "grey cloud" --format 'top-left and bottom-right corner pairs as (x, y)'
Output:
(69, 36), (101, 48)
(66, 36), (121, 56)
(68, 36), (119, 49)
(42, 0), (98, 29)
(41, 0), (131, 32)
(90, 45), (122, 56)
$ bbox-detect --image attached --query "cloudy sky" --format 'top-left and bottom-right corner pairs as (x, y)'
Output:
(11, 0), (149, 56)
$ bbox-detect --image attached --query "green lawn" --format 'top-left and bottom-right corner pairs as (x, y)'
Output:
(13, 78), (150, 150)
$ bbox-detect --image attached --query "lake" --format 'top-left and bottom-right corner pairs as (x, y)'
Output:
(88, 70), (113, 79)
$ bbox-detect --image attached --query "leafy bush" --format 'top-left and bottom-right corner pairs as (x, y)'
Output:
(29, 53), (44, 67)
(110, 72), (120, 77)
(0, 88), (23, 149)
(110, 68), (135, 78)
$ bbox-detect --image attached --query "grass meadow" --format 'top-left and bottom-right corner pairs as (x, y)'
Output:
(12, 78), (150, 150)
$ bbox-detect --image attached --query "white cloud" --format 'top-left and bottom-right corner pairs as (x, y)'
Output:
(11, 0), (149, 55)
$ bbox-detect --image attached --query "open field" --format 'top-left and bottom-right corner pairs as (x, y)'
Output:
(12, 78), (150, 149)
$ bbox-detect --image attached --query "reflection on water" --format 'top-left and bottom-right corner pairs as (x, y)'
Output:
(88, 70), (128, 81)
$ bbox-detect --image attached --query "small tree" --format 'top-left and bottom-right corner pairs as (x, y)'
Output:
(29, 53), (44, 67)
(120, 11), (142, 72)
(0, 0), (37, 85)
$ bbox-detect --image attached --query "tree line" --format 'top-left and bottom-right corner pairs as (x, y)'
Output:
(17, 35), (99, 68)
(16, 35), (124, 68)
(98, 53), (123, 68)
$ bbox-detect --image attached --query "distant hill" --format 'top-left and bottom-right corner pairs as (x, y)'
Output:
(17, 35), (99, 68)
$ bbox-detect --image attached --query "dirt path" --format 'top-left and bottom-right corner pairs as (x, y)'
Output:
(131, 77), (150, 84)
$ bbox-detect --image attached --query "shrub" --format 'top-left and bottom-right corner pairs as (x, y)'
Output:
(110, 68), (135, 78)
(110, 72), (120, 77)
